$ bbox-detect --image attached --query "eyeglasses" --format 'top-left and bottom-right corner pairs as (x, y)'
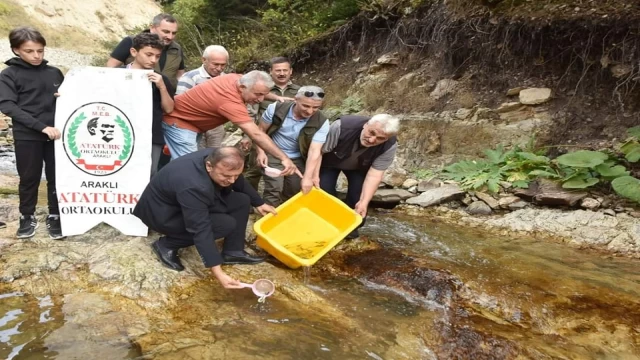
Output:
(303, 91), (325, 98)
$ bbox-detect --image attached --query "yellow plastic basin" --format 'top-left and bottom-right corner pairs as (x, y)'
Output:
(254, 187), (363, 269)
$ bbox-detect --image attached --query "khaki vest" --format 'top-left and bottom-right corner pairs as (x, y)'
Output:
(267, 101), (327, 159)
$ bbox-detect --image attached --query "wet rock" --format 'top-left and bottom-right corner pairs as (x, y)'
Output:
(498, 196), (521, 209)
(603, 209), (616, 216)
(461, 195), (473, 206)
(376, 52), (400, 65)
(508, 201), (529, 210)
(506, 87), (525, 96)
(430, 79), (458, 100)
(499, 181), (513, 189)
(406, 184), (465, 207)
(372, 189), (416, 203)
(408, 185), (418, 193)
(496, 102), (523, 113)
(519, 88), (552, 105)
(402, 179), (419, 189)
(418, 178), (443, 192)
(580, 198), (600, 211)
(475, 192), (500, 209)
(467, 201), (492, 215)
(629, 211), (640, 218)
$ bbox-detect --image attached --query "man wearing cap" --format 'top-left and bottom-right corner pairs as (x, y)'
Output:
(255, 86), (330, 206)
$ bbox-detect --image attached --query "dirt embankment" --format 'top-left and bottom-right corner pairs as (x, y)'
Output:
(281, 0), (640, 153)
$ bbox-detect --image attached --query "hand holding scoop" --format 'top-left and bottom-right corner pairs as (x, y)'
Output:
(240, 279), (275, 302)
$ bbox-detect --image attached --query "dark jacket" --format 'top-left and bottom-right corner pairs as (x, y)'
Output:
(0, 58), (64, 141)
(322, 115), (397, 170)
(266, 101), (327, 159)
(133, 149), (264, 267)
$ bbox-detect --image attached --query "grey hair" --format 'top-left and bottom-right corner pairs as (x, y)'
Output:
(239, 70), (274, 89)
(368, 114), (400, 135)
(295, 85), (325, 101)
(203, 45), (228, 59)
(152, 13), (177, 27)
(206, 146), (245, 170)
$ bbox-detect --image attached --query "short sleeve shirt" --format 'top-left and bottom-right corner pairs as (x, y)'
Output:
(262, 102), (330, 159)
(163, 73), (252, 133)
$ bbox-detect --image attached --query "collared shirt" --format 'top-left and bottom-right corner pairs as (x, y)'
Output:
(176, 66), (223, 95)
(261, 102), (330, 159)
(258, 82), (300, 115)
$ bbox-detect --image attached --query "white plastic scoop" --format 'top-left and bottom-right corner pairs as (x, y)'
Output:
(240, 279), (275, 302)
(264, 166), (282, 177)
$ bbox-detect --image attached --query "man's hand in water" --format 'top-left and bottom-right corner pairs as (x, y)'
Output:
(255, 204), (277, 216)
(211, 266), (243, 289)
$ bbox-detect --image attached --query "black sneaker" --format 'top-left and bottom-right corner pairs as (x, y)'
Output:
(16, 215), (38, 239)
(46, 215), (64, 240)
(0, 221), (6, 229)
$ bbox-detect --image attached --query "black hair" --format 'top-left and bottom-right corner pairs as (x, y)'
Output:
(9, 26), (46, 50)
(270, 56), (291, 69)
(132, 32), (163, 51)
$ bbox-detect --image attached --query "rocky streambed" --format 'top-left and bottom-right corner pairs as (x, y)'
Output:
(1, 184), (640, 359)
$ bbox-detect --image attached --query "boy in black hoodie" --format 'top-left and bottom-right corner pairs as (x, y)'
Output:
(0, 27), (64, 239)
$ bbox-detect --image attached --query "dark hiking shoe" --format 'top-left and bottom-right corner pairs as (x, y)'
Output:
(16, 215), (38, 239)
(46, 215), (64, 240)
(152, 239), (184, 271)
(0, 221), (6, 229)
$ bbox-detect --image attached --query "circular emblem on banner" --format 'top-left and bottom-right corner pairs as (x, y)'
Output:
(62, 102), (135, 176)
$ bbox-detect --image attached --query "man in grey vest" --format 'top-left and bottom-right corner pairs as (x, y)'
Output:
(255, 86), (330, 206)
(176, 45), (229, 149)
(316, 114), (399, 239)
(106, 13), (186, 89)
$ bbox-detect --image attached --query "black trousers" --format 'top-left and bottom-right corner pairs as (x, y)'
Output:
(319, 167), (368, 227)
(158, 191), (250, 257)
(14, 140), (58, 216)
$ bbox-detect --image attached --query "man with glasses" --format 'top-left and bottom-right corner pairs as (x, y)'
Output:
(314, 114), (400, 239)
(255, 86), (330, 206)
(176, 45), (229, 149)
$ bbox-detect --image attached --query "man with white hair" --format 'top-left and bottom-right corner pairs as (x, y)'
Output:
(317, 114), (400, 239)
(163, 70), (300, 176)
(176, 45), (229, 149)
(255, 86), (330, 206)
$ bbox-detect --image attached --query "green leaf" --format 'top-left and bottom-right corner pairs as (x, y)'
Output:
(612, 176), (640, 203)
(517, 152), (550, 163)
(512, 180), (530, 188)
(506, 172), (528, 182)
(556, 150), (608, 168)
(528, 169), (561, 178)
(487, 178), (500, 193)
(626, 147), (640, 163)
(628, 126), (640, 140)
(484, 144), (505, 164)
(562, 177), (599, 189)
(620, 141), (640, 154)
(594, 164), (630, 179)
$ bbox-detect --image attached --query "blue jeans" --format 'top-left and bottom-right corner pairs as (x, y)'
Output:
(162, 122), (201, 160)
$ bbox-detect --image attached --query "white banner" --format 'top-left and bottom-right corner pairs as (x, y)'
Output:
(55, 66), (153, 236)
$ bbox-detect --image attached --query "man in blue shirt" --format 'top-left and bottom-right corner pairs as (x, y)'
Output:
(255, 86), (330, 206)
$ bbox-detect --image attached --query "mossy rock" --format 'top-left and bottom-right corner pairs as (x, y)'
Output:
(0, 187), (18, 195)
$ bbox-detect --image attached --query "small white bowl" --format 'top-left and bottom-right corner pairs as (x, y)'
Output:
(264, 166), (282, 177)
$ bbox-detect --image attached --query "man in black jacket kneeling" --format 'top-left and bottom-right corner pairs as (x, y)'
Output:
(133, 146), (276, 289)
